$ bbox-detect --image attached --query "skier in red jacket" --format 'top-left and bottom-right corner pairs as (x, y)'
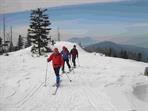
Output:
(70, 45), (78, 68)
(47, 48), (64, 87)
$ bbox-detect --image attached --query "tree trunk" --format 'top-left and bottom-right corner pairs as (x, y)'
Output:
(38, 37), (41, 55)
(144, 67), (148, 76)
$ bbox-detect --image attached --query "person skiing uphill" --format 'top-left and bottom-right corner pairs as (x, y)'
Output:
(47, 48), (64, 87)
(70, 45), (78, 68)
(61, 46), (71, 73)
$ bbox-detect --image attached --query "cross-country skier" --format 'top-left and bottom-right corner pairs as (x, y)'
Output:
(47, 48), (64, 87)
(70, 45), (78, 68)
(61, 46), (71, 73)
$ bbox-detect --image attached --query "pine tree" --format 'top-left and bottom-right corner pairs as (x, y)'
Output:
(0, 37), (2, 45)
(9, 41), (13, 52)
(123, 50), (128, 59)
(108, 48), (112, 56)
(120, 50), (124, 58)
(25, 33), (31, 48)
(51, 40), (55, 46)
(28, 8), (51, 55)
(137, 53), (142, 61)
(17, 35), (24, 50)
(0, 37), (3, 54)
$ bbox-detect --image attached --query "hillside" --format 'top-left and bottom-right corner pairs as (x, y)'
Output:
(85, 41), (148, 62)
(0, 41), (148, 111)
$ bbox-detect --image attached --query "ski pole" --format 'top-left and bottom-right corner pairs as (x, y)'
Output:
(65, 73), (72, 82)
(71, 67), (75, 74)
(44, 62), (48, 87)
(70, 56), (73, 66)
(77, 57), (80, 67)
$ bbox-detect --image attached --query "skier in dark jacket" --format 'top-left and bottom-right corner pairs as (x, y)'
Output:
(61, 46), (71, 73)
(47, 48), (64, 87)
(70, 45), (78, 68)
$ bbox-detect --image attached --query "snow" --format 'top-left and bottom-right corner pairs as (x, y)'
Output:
(0, 41), (148, 111)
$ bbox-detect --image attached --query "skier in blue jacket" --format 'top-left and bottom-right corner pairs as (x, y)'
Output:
(61, 46), (71, 73)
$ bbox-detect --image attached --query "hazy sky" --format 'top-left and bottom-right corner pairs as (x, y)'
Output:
(0, 0), (148, 47)
(0, 0), (123, 14)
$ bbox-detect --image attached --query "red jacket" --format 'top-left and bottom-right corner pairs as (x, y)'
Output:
(47, 53), (64, 68)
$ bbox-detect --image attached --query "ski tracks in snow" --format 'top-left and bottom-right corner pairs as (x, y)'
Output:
(50, 64), (117, 111)
(15, 82), (44, 108)
(75, 67), (117, 111)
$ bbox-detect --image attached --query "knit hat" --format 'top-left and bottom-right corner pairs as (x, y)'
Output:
(53, 48), (59, 52)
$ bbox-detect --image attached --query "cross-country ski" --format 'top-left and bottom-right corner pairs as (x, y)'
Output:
(52, 85), (60, 95)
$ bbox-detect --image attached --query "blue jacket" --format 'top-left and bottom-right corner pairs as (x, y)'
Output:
(61, 49), (70, 60)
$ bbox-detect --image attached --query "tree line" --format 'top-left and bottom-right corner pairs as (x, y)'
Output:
(0, 8), (56, 56)
(0, 34), (31, 54)
(91, 47), (145, 62)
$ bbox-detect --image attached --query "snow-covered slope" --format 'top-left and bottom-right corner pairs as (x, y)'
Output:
(0, 41), (148, 111)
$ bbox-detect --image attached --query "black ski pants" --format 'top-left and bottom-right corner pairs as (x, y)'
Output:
(62, 59), (71, 71)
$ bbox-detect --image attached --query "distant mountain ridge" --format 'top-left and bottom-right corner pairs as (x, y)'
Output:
(85, 41), (148, 62)
(68, 37), (97, 47)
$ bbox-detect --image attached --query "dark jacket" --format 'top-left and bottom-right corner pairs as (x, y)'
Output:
(70, 48), (78, 58)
